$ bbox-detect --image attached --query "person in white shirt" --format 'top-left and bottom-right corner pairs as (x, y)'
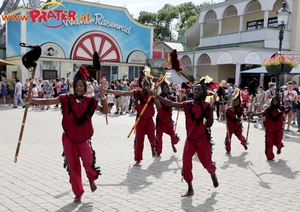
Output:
(13, 79), (25, 108)
(284, 81), (298, 131)
(107, 91), (115, 114)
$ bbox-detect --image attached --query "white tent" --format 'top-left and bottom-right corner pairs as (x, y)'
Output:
(241, 66), (300, 74)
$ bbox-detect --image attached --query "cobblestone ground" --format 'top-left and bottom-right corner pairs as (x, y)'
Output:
(0, 105), (299, 212)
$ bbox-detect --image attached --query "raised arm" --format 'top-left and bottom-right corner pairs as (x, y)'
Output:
(26, 95), (60, 105)
(151, 90), (184, 109)
(107, 89), (133, 97)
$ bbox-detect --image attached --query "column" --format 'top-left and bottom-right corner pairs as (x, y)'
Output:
(218, 19), (222, 45)
(235, 63), (240, 85)
(161, 47), (165, 59)
(263, 11), (269, 28)
(200, 23), (203, 47)
(238, 15), (244, 42)
(259, 73), (264, 86)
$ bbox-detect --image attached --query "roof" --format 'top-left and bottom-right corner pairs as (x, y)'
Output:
(153, 41), (192, 52)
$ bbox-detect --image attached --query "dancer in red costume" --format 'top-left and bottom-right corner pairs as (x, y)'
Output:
(155, 80), (179, 156)
(225, 91), (248, 153)
(151, 80), (219, 197)
(106, 67), (161, 166)
(25, 66), (108, 203)
(249, 95), (284, 160)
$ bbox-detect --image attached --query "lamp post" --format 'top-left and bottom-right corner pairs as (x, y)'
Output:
(276, 0), (291, 90)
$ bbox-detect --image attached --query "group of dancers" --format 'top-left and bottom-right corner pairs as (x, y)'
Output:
(22, 45), (284, 203)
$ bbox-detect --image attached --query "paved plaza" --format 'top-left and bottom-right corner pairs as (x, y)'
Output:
(0, 105), (300, 212)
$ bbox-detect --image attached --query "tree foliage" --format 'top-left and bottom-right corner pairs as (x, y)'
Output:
(136, 1), (210, 41)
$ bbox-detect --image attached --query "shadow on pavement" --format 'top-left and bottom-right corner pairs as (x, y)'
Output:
(96, 155), (181, 194)
(181, 191), (218, 212)
(220, 152), (251, 169)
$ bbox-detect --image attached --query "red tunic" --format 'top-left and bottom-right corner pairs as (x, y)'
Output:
(156, 94), (174, 123)
(226, 106), (244, 133)
(60, 94), (98, 143)
(133, 90), (154, 119)
(263, 106), (285, 133)
(183, 100), (210, 140)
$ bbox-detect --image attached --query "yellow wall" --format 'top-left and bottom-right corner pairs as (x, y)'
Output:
(222, 17), (239, 34)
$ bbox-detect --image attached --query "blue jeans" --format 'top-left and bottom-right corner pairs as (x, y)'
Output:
(296, 109), (300, 128)
(14, 94), (24, 107)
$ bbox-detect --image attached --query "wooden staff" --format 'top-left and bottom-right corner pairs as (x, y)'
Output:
(245, 95), (254, 144)
(223, 98), (231, 143)
(127, 71), (166, 138)
(174, 92), (182, 132)
(14, 67), (36, 163)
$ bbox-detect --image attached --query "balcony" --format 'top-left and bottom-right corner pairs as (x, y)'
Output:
(199, 28), (291, 50)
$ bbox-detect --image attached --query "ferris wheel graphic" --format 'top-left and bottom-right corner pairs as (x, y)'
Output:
(71, 32), (121, 62)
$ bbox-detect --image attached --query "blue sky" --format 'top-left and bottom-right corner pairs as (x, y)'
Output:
(87, 0), (210, 18)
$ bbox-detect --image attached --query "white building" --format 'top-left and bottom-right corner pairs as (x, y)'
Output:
(174, 0), (300, 88)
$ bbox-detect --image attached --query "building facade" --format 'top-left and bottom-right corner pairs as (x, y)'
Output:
(178, 0), (300, 88)
(4, 0), (153, 83)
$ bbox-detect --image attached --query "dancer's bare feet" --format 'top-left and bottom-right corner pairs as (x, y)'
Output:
(89, 180), (97, 192)
(181, 190), (194, 197)
(211, 173), (219, 188)
(133, 160), (141, 166)
(74, 196), (81, 203)
(172, 144), (177, 153)
(151, 147), (157, 157)
(181, 182), (194, 197)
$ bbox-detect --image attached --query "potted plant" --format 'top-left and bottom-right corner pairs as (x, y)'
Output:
(262, 54), (298, 74)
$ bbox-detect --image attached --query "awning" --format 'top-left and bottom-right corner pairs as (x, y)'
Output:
(241, 66), (300, 74)
(0, 59), (16, 66)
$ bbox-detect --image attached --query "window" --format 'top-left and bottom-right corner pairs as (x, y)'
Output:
(247, 19), (264, 31)
(128, 66), (143, 81)
(268, 17), (278, 28)
(111, 66), (118, 81)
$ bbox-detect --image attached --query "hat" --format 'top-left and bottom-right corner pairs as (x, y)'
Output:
(268, 82), (275, 87)
(138, 66), (153, 88)
(47, 47), (54, 51)
(292, 80), (297, 84)
(281, 85), (287, 89)
(73, 66), (90, 92)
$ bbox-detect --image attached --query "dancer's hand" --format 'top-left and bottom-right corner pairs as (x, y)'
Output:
(150, 90), (157, 98)
(209, 94), (216, 108)
(99, 87), (106, 98)
(24, 96), (32, 104)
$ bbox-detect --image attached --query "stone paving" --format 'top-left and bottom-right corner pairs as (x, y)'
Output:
(0, 105), (300, 212)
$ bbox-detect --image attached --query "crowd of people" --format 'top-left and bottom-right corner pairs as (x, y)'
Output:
(2, 70), (300, 201)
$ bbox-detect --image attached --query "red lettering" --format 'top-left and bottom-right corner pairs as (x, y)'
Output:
(47, 10), (57, 20)
(54, 10), (63, 20)
(1, 15), (11, 21)
(61, 10), (68, 20)
(29, 10), (41, 23)
(38, 11), (48, 22)
(68, 10), (77, 21)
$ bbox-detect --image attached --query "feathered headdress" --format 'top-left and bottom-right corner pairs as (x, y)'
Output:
(160, 71), (171, 90)
(73, 66), (90, 92)
(20, 43), (42, 70)
(163, 49), (183, 75)
(200, 75), (220, 92)
(138, 66), (154, 88)
(233, 89), (242, 105)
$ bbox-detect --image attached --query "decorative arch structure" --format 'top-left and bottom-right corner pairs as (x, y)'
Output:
(71, 31), (122, 62)
(245, 0), (262, 14)
(272, 0), (290, 12)
(244, 52), (262, 65)
(181, 55), (192, 66)
(198, 54), (211, 66)
(216, 52), (234, 64)
(204, 10), (217, 22)
(223, 5), (238, 18)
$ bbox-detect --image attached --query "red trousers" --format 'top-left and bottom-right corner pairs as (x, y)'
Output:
(134, 118), (156, 161)
(265, 129), (283, 160)
(156, 121), (178, 155)
(62, 133), (99, 198)
(182, 134), (216, 183)
(225, 125), (247, 153)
